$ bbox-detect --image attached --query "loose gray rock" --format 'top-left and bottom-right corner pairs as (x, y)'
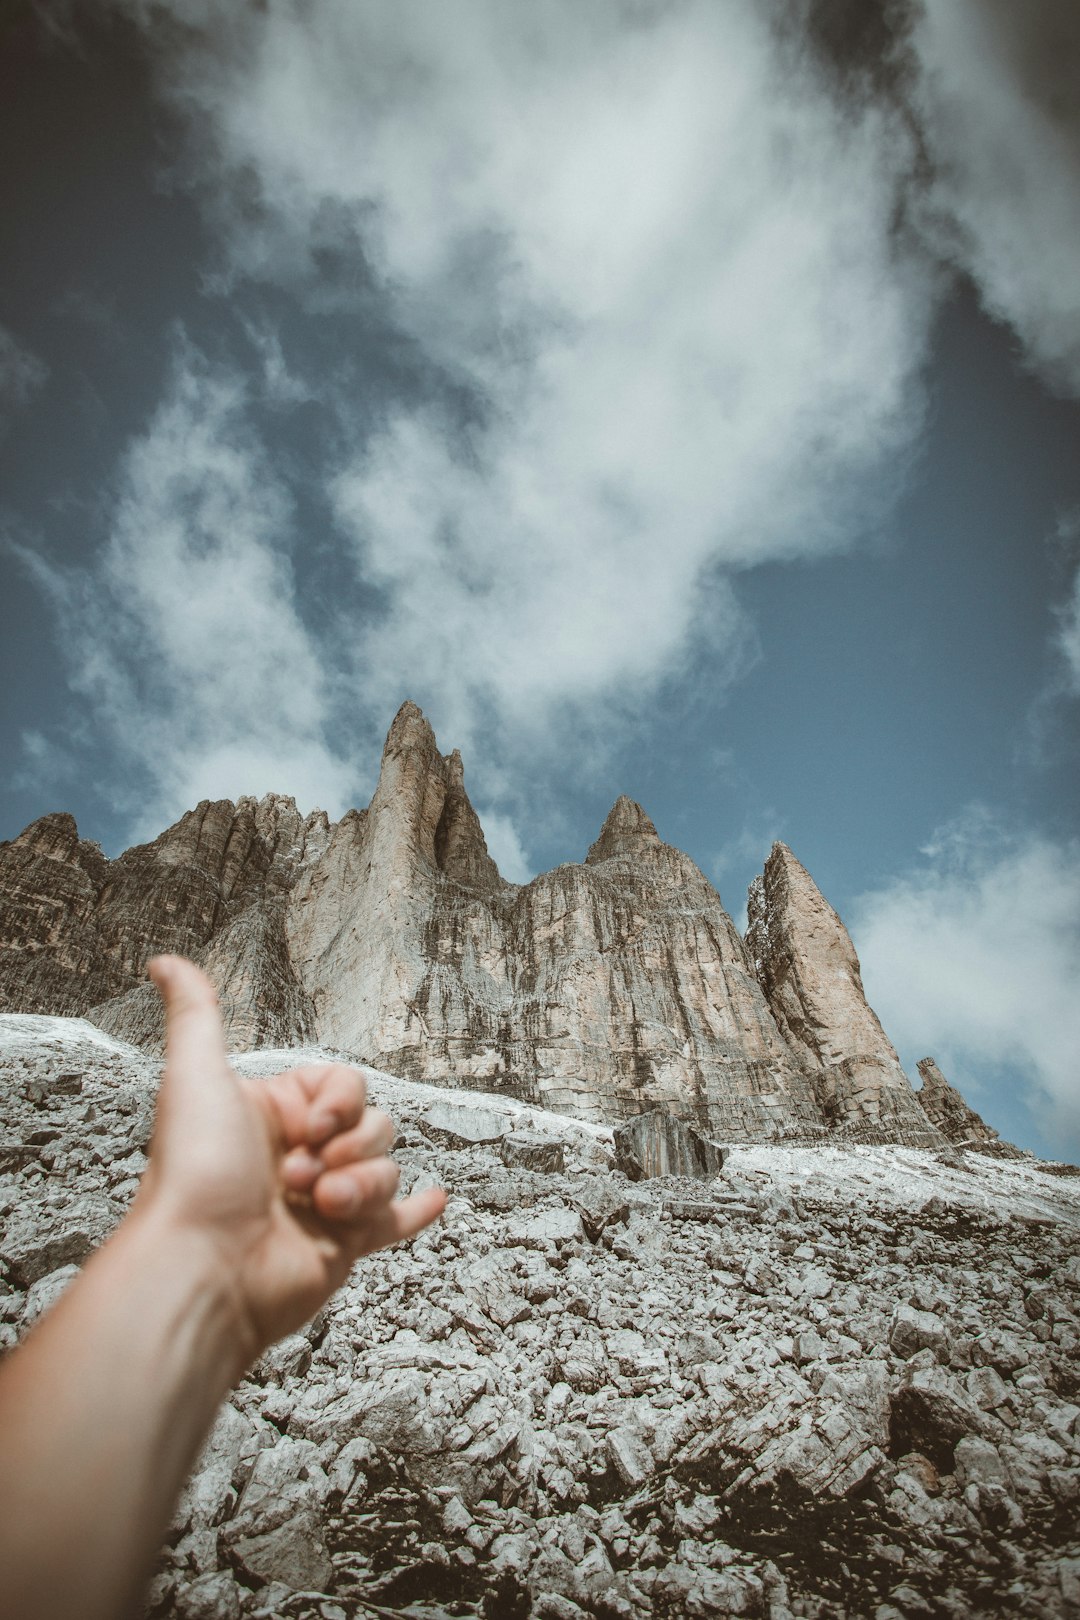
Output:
(613, 1110), (725, 1181)
(1, 1017), (1077, 1620)
(500, 1131), (565, 1173)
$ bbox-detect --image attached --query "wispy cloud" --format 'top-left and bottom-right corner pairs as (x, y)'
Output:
(852, 809), (1080, 1158)
(0, 323), (48, 427)
(36, 1), (1080, 871)
(21, 341), (361, 836)
(113, 1), (933, 771)
(906, 0), (1080, 395)
(1050, 509), (1080, 696)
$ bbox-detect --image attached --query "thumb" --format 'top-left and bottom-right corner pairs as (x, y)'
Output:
(148, 955), (230, 1095)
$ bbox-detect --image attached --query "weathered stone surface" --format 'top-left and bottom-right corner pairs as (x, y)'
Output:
(500, 1131), (566, 1174)
(285, 706), (826, 1140)
(612, 1109), (725, 1181)
(890, 1303), (947, 1360)
(916, 1056), (1025, 1156)
(890, 1365), (984, 1468)
(0, 794), (325, 1050)
(222, 1499), (334, 1591)
(2, 1017), (1079, 1620)
(0, 703), (1016, 1153)
(420, 1100), (509, 1145)
(746, 843), (945, 1145)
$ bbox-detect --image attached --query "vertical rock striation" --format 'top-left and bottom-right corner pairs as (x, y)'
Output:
(915, 1057), (1024, 1156)
(746, 843), (944, 1146)
(0, 794), (328, 1050)
(0, 702), (991, 1146)
(285, 705), (824, 1138)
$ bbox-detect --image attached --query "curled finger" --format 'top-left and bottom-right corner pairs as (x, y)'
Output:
(346, 1186), (448, 1258)
(313, 1156), (400, 1222)
(302, 1063), (368, 1148)
(319, 1108), (395, 1170)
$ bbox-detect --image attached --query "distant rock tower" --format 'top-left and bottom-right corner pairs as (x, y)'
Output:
(915, 1057), (1024, 1156)
(746, 843), (943, 1146)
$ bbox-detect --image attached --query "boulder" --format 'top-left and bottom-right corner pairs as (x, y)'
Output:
(890, 1366), (984, 1469)
(500, 1131), (565, 1173)
(613, 1110), (725, 1181)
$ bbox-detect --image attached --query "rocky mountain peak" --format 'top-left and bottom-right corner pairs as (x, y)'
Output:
(585, 795), (661, 864)
(746, 839), (943, 1146)
(11, 810), (85, 860)
(1, 702), (1007, 1154)
(385, 697), (438, 754)
(916, 1056), (1024, 1156)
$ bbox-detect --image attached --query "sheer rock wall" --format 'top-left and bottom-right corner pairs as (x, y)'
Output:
(915, 1057), (1024, 1157)
(745, 844), (944, 1147)
(1, 702), (957, 1143)
(0, 796), (328, 1051)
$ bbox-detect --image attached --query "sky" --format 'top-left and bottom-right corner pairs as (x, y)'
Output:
(1, 0), (1078, 1159)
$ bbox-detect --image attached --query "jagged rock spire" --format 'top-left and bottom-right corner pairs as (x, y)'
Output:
(746, 842), (944, 1145)
(367, 702), (502, 891)
(915, 1057), (1023, 1156)
(2, 703), (1007, 1150)
(586, 796), (661, 864)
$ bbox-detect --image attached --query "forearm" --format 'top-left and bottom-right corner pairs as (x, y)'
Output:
(0, 1204), (251, 1620)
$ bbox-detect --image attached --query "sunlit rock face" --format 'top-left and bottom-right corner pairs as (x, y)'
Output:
(2, 700), (946, 1143)
(284, 703), (823, 1138)
(746, 842), (944, 1146)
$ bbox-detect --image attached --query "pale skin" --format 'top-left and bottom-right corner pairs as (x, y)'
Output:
(0, 955), (447, 1620)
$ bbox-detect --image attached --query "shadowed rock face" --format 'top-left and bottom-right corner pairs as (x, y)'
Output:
(1, 702), (954, 1143)
(745, 843), (943, 1147)
(915, 1057), (1024, 1157)
(0, 795), (329, 1051)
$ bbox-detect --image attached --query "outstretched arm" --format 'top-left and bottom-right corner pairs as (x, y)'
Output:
(0, 956), (446, 1620)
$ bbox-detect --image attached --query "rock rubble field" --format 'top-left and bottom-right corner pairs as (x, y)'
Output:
(2, 1015), (1078, 1620)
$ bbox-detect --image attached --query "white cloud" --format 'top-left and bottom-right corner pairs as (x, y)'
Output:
(0, 323), (48, 424)
(476, 808), (532, 885)
(118, 0), (934, 774)
(907, 0), (1080, 394)
(852, 812), (1080, 1158)
(27, 343), (361, 834)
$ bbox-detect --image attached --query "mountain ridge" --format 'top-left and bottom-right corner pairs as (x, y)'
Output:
(0, 701), (1010, 1153)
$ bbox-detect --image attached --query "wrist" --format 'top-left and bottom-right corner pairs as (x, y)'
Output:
(120, 1195), (259, 1386)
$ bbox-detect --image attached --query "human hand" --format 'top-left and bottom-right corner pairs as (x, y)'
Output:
(135, 955), (446, 1370)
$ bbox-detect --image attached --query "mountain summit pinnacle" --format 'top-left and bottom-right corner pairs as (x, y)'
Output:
(586, 796), (661, 864)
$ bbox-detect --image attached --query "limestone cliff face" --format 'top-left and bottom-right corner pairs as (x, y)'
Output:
(0, 813), (112, 1016)
(0, 794), (328, 1050)
(285, 707), (824, 1136)
(1, 702), (974, 1144)
(745, 843), (943, 1146)
(915, 1058), (1023, 1156)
